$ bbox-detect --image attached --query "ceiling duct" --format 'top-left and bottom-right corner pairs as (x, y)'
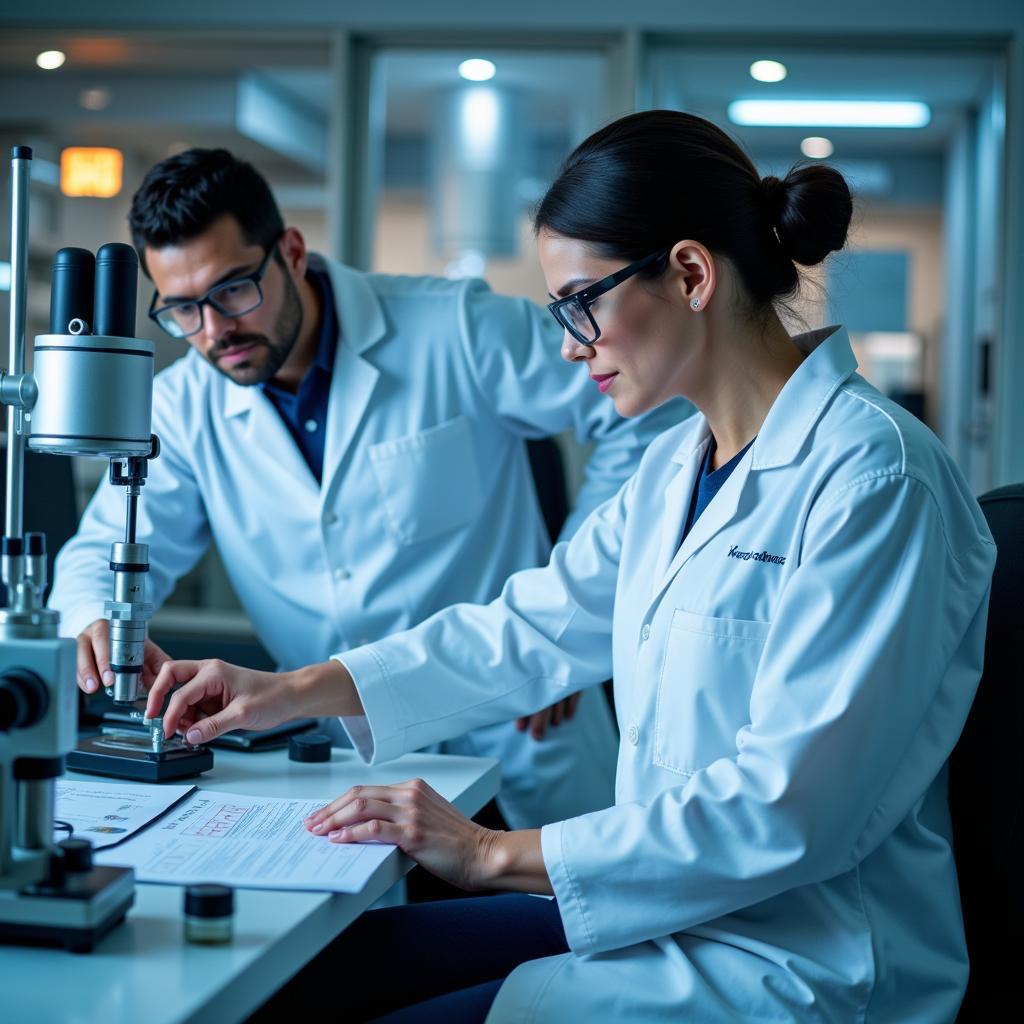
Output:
(431, 85), (525, 274)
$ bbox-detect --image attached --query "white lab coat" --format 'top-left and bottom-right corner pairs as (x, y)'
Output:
(49, 256), (686, 830)
(339, 326), (996, 1021)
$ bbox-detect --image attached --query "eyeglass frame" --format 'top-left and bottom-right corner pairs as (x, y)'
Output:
(147, 242), (279, 339)
(546, 248), (670, 346)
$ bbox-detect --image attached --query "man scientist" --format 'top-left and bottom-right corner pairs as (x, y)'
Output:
(50, 147), (685, 828)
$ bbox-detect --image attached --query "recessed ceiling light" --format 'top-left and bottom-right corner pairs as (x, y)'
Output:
(801, 136), (834, 159)
(78, 87), (111, 111)
(36, 50), (66, 71)
(729, 99), (931, 128)
(458, 58), (496, 82)
(750, 60), (787, 83)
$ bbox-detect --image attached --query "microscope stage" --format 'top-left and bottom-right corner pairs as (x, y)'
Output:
(68, 732), (214, 782)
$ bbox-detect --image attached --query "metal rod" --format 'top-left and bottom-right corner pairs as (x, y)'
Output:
(5, 147), (31, 541)
(126, 489), (139, 544)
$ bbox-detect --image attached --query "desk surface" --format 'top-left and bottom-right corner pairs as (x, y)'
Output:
(4, 747), (500, 1024)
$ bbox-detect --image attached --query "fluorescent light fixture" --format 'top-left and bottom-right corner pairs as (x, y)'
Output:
(801, 136), (834, 159)
(458, 58), (496, 82)
(728, 99), (931, 128)
(750, 60), (787, 83)
(458, 87), (500, 168)
(36, 49), (66, 70)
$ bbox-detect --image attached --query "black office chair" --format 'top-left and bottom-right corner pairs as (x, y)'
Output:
(949, 483), (1024, 1021)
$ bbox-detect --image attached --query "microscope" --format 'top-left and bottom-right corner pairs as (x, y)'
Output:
(0, 145), (208, 949)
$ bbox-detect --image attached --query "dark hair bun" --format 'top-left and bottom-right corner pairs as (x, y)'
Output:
(764, 164), (852, 267)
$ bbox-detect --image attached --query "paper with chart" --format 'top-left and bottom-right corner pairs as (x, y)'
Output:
(55, 780), (196, 849)
(95, 789), (397, 893)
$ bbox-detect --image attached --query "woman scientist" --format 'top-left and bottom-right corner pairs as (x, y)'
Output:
(149, 111), (996, 1022)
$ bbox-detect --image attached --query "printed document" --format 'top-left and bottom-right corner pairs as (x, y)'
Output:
(95, 789), (396, 893)
(55, 780), (195, 849)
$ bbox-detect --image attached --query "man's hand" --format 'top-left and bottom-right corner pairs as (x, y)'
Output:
(516, 692), (582, 740)
(76, 618), (171, 696)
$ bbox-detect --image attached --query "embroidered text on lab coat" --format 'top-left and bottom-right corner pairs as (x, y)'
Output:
(728, 545), (787, 565)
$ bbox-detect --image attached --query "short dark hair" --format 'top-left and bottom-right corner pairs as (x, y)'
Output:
(128, 148), (284, 277)
(534, 110), (852, 311)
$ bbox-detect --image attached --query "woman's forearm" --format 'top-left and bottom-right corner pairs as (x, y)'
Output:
(480, 829), (553, 896)
(288, 659), (365, 719)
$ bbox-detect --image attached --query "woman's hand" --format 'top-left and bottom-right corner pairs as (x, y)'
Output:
(147, 658), (362, 743)
(304, 778), (552, 895)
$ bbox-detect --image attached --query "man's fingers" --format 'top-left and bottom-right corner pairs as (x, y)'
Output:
(76, 633), (101, 694)
(92, 632), (113, 691)
(529, 707), (552, 741)
(566, 692), (581, 719)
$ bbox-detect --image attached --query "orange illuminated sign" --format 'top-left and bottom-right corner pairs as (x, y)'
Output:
(60, 147), (123, 198)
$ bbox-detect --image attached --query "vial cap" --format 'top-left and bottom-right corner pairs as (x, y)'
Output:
(288, 732), (332, 763)
(184, 883), (234, 918)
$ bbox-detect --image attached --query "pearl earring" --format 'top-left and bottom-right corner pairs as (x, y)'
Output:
(691, 298), (701, 310)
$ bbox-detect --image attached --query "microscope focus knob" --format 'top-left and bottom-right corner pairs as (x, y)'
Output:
(58, 839), (94, 874)
(0, 667), (49, 731)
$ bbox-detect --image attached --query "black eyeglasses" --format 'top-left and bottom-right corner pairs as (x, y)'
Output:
(148, 245), (277, 339)
(547, 249), (670, 346)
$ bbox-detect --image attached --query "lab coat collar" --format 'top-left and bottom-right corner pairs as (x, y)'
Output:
(653, 325), (855, 592)
(222, 255), (387, 421)
(750, 324), (855, 469)
(666, 325), (855, 470)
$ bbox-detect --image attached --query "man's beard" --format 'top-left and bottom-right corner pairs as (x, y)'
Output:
(207, 269), (304, 386)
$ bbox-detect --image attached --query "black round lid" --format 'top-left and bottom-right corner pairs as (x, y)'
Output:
(185, 883), (234, 918)
(58, 838), (93, 873)
(2, 536), (24, 556)
(288, 732), (332, 763)
(12, 146), (32, 160)
(25, 532), (46, 556)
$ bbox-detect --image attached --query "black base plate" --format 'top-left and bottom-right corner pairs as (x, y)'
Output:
(68, 734), (214, 781)
(0, 867), (135, 953)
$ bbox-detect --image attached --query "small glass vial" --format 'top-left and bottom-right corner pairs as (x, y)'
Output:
(184, 884), (234, 945)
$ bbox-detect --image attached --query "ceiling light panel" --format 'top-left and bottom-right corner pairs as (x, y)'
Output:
(728, 99), (931, 128)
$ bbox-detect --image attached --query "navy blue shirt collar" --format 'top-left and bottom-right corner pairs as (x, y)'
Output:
(260, 268), (338, 483)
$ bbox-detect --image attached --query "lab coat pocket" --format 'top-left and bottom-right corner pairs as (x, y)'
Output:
(368, 416), (484, 545)
(654, 610), (771, 776)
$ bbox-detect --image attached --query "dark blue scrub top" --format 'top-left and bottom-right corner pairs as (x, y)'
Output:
(681, 436), (755, 543)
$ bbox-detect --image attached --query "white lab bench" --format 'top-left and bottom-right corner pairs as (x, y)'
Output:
(3, 746), (501, 1024)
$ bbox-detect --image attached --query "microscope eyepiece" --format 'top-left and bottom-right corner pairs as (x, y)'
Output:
(2, 537), (24, 557)
(49, 248), (95, 336)
(94, 243), (138, 339)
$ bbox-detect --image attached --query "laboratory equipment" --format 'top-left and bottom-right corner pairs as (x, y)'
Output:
(0, 146), (136, 950)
